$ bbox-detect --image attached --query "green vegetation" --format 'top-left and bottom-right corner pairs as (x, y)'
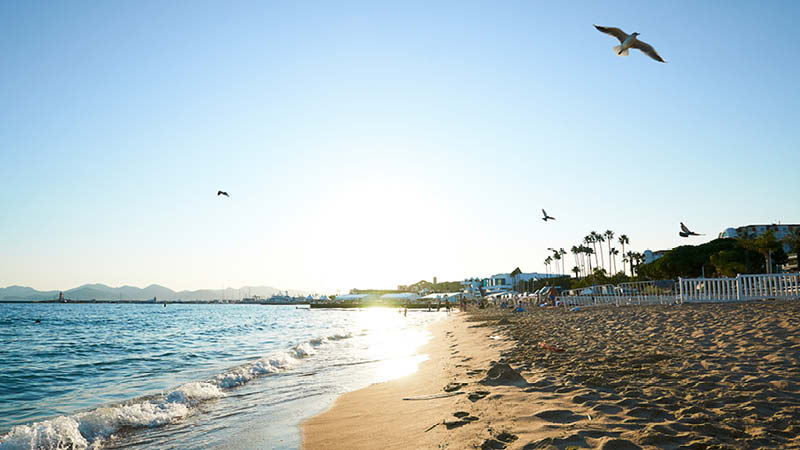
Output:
(637, 238), (764, 279)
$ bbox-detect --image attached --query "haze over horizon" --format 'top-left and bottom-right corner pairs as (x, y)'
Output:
(2, 1), (798, 293)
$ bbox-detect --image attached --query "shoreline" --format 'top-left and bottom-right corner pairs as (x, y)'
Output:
(302, 301), (800, 449)
(301, 312), (514, 449)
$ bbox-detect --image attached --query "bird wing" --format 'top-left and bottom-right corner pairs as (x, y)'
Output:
(542, 209), (547, 217)
(680, 222), (690, 233)
(594, 25), (628, 43)
(631, 39), (666, 62)
(217, 191), (222, 195)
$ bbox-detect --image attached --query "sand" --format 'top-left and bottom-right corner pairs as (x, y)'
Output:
(303, 301), (800, 449)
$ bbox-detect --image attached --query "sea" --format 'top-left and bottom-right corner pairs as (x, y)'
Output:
(0, 303), (446, 449)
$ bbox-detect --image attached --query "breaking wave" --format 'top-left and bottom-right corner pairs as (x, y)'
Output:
(0, 332), (352, 450)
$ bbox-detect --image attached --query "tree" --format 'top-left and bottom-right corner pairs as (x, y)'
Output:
(634, 252), (645, 275)
(586, 234), (599, 269)
(626, 251), (635, 276)
(637, 238), (764, 279)
(710, 250), (747, 277)
(618, 234), (629, 275)
(739, 231), (782, 274)
(571, 246), (580, 277)
(781, 228), (800, 255)
(610, 247), (619, 274)
(560, 248), (568, 276)
(605, 230), (615, 272)
(585, 246), (594, 273)
(544, 256), (553, 276)
(773, 247), (788, 271)
(572, 266), (581, 278)
(596, 232), (606, 272)
(552, 251), (562, 276)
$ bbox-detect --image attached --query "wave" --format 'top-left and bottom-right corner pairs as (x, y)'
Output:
(0, 332), (353, 450)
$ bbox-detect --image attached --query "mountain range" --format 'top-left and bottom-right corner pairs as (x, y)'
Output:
(0, 284), (310, 301)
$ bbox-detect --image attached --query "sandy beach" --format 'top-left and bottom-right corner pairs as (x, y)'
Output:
(303, 301), (800, 449)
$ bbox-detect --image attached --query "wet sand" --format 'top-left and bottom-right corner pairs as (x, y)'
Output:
(303, 301), (800, 449)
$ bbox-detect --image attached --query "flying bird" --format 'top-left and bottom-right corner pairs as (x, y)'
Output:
(679, 222), (703, 238)
(594, 25), (666, 63)
(542, 209), (556, 222)
(217, 191), (229, 197)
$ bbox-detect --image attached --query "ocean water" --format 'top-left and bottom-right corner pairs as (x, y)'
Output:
(0, 303), (445, 449)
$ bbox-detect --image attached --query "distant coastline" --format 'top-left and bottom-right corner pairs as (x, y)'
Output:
(0, 300), (311, 305)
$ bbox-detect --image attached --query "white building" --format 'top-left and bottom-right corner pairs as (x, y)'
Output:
(719, 224), (800, 253)
(481, 268), (561, 294)
(460, 278), (483, 299)
(644, 249), (668, 264)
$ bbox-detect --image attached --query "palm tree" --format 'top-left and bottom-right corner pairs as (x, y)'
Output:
(584, 235), (597, 269)
(596, 232), (606, 271)
(618, 234), (629, 274)
(610, 247), (619, 274)
(636, 252), (646, 275)
(585, 247), (594, 273)
(571, 246), (580, 276)
(545, 256), (553, 276)
(629, 251), (645, 276)
(560, 248), (568, 276)
(604, 230), (615, 272)
(571, 266), (580, 278)
(590, 232), (602, 269)
(626, 251), (635, 276)
(552, 251), (561, 276)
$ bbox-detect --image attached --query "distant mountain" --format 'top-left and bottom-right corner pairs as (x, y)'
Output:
(0, 285), (60, 301)
(0, 284), (311, 301)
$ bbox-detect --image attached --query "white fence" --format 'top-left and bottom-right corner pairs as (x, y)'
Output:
(558, 273), (800, 307)
(679, 273), (800, 303)
(559, 280), (678, 308)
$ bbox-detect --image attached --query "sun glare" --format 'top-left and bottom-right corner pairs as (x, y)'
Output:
(355, 308), (434, 382)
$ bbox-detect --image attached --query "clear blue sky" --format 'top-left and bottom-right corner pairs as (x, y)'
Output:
(2, 1), (798, 293)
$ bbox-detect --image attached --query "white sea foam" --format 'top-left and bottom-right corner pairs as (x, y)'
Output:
(291, 342), (315, 358)
(326, 332), (353, 341)
(0, 416), (89, 450)
(0, 334), (352, 449)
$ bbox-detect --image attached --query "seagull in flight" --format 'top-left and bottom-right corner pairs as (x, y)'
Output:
(679, 222), (703, 238)
(217, 190), (229, 197)
(542, 209), (555, 222)
(594, 25), (666, 63)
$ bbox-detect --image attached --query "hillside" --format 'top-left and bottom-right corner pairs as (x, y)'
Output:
(0, 284), (309, 301)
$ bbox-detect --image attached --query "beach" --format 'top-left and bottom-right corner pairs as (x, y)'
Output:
(303, 301), (800, 449)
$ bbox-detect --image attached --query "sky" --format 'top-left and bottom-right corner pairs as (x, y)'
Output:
(1, 1), (799, 294)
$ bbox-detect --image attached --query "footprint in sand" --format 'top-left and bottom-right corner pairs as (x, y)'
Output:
(453, 411), (479, 421)
(480, 432), (517, 450)
(533, 409), (586, 424)
(597, 438), (643, 450)
(593, 404), (623, 414)
(468, 391), (490, 402)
